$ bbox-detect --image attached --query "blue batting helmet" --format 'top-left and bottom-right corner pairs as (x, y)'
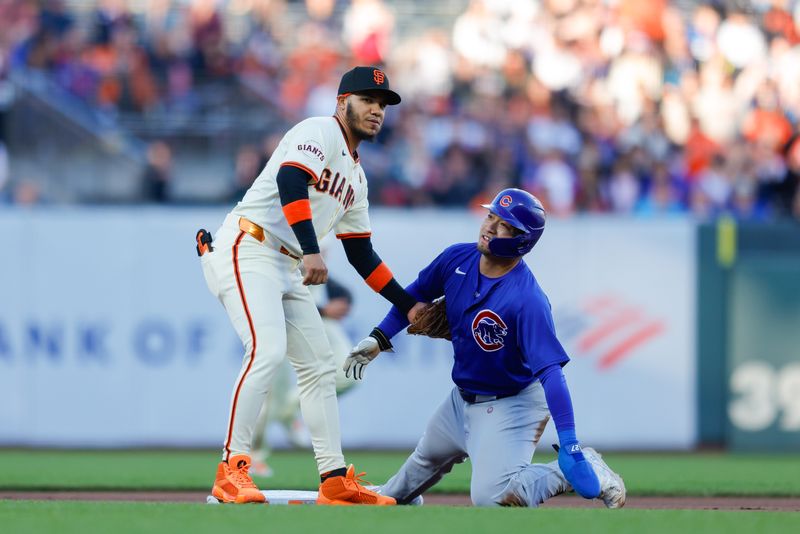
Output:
(480, 188), (546, 257)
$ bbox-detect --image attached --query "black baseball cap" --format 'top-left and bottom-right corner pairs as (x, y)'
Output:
(337, 66), (401, 105)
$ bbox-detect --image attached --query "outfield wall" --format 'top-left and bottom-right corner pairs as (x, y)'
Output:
(696, 221), (800, 451)
(0, 208), (696, 449)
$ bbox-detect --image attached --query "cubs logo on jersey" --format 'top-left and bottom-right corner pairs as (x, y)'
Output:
(471, 309), (508, 352)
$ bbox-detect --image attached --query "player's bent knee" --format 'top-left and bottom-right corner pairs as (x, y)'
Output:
(244, 351), (289, 385)
(292, 348), (335, 375)
(470, 491), (501, 507)
(470, 472), (517, 507)
(295, 363), (336, 392)
(470, 484), (505, 507)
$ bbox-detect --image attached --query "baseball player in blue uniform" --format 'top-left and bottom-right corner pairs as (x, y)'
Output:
(344, 188), (626, 507)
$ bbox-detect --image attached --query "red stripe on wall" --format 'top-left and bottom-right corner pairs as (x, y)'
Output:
(576, 308), (641, 352)
(581, 295), (619, 314)
(598, 322), (665, 369)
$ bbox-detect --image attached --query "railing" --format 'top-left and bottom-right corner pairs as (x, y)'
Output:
(7, 68), (146, 203)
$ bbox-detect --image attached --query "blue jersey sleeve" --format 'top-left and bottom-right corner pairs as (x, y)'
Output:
(517, 291), (570, 374)
(376, 248), (451, 339)
(377, 280), (422, 337)
(538, 364), (575, 433)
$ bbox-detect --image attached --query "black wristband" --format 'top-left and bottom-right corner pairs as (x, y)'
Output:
(379, 279), (417, 315)
(370, 327), (393, 352)
(341, 235), (380, 278)
(291, 219), (320, 255)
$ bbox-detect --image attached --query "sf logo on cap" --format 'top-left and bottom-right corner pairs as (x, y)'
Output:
(373, 69), (385, 84)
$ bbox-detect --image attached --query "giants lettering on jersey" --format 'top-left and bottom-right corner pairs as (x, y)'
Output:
(472, 309), (508, 352)
(298, 140), (325, 162)
(314, 168), (356, 210)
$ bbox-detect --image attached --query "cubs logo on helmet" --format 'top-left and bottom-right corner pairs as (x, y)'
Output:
(472, 309), (508, 352)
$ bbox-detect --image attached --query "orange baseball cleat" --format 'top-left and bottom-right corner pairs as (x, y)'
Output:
(316, 465), (396, 506)
(212, 455), (267, 504)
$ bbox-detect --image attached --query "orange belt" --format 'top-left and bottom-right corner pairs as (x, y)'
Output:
(238, 217), (300, 260)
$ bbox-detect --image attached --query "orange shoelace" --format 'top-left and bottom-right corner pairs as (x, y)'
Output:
(230, 465), (258, 488)
(351, 469), (374, 485)
(351, 470), (380, 499)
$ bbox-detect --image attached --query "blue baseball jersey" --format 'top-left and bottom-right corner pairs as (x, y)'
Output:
(383, 242), (569, 396)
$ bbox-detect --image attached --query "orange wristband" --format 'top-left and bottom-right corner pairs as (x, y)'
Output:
(365, 262), (393, 292)
(282, 199), (312, 225)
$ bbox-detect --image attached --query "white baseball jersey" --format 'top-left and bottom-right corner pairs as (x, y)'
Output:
(232, 116), (371, 256)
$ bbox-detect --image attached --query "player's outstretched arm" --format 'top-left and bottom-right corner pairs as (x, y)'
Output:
(538, 364), (601, 499)
(341, 247), (447, 379)
(342, 280), (426, 380)
(340, 236), (418, 317)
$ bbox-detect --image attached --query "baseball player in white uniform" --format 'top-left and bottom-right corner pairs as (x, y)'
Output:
(250, 274), (359, 477)
(196, 66), (424, 505)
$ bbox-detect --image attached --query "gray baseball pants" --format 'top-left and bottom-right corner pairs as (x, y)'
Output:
(381, 381), (570, 506)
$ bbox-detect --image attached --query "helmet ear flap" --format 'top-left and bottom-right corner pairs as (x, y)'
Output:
(487, 229), (542, 258)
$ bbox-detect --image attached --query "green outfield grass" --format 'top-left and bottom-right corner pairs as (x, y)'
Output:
(1, 449), (800, 496)
(1, 501), (799, 534)
(2, 450), (799, 534)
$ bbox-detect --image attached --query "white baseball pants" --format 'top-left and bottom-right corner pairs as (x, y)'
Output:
(200, 214), (344, 473)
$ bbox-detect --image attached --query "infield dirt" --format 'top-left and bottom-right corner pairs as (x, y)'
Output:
(2, 492), (799, 511)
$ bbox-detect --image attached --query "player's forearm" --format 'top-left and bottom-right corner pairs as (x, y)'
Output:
(341, 237), (416, 314)
(373, 280), (424, 340)
(538, 364), (577, 437)
(276, 165), (320, 255)
(540, 364), (601, 499)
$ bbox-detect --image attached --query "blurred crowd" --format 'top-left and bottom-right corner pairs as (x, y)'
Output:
(0, 0), (799, 220)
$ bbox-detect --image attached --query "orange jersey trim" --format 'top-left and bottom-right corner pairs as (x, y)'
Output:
(282, 199), (312, 226)
(336, 232), (372, 240)
(365, 262), (393, 292)
(280, 161), (319, 184)
(225, 231), (257, 461)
